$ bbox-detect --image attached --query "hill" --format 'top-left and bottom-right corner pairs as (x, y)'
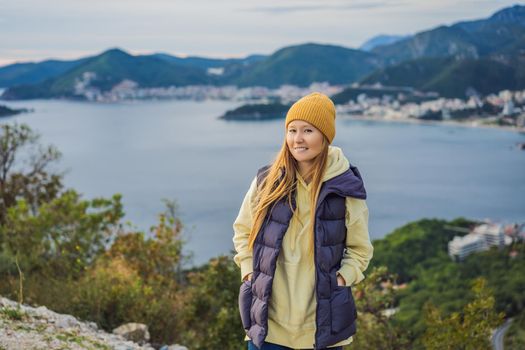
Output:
(0, 58), (89, 88)
(1, 48), (214, 100)
(367, 217), (525, 347)
(227, 42), (384, 88)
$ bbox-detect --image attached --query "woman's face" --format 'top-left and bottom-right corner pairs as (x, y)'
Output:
(286, 120), (325, 165)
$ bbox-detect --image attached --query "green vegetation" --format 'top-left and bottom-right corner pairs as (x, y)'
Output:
(366, 218), (525, 349)
(2, 49), (213, 100)
(506, 312), (525, 349)
(360, 56), (525, 98)
(228, 43), (382, 88)
(0, 305), (26, 321)
(368, 218), (475, 283)
(0, 58), (88, 88)
(0, 122), (522, 349)
(219, 102), (291, 121)
(0, 105), (28, 117)
(0, 122), (243, 349)
(347, 266), (412, 349)
(422, 277), (505, 350)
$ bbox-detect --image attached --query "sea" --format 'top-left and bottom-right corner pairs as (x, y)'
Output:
(2, 98), (525, 266)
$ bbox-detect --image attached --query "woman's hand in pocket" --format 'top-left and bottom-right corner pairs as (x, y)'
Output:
(244, 272), (253, 282)
(336, 273), (346, 287)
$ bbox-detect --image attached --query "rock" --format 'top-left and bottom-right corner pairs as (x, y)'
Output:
(113, 322), (151, 344)
(160, 345), (188, 350)
(167, 345), (189, 350)
(56, 314), (81, 329)
(0, 295), (173, 350)
(33, 305), (50, 318)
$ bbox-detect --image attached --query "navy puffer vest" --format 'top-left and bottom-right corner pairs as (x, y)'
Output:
(238, 163), (367, 349)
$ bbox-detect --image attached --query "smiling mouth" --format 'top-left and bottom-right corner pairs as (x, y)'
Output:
(294, 147), (308, 151)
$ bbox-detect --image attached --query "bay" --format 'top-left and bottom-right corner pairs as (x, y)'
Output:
(2, 99), (525, 266)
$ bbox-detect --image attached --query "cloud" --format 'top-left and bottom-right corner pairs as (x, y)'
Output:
(237, 1), (398, 14)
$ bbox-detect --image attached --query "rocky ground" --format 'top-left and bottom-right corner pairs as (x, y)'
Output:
(0, 296), (187, 350)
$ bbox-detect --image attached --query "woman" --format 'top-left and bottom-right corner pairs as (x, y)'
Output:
(232, 92), (374, 350)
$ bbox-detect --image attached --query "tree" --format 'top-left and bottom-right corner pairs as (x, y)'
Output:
(348, 265), (412, 349)
(0, 122), (63, 225)
(0, 189), (124, 281)
(105, 199), (188, 287)
(175, 255), (245, 350)
(67, 200), (188, 344)
(422, 276), (505, 350)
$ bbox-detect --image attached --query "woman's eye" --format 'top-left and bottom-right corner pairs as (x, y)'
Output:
(305, 129), (312, 133)
(288, 129), (296, 133)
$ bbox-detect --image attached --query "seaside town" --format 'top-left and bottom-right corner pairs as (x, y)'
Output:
(336, 84), (525, 134)
(70, 72), (525, 134)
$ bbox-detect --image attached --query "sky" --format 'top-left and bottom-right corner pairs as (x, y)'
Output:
(0, 0), (521, 66)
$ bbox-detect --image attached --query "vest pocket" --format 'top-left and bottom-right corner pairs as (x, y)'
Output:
(238, 280), (253, 331)
(330, 285), (357, 334)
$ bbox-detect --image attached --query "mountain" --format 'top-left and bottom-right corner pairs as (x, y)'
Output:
(2, 5), (524, 100)
(359, 5), (525, 98)
(359, 34), (411, 51)
(226, 42), (384, 88)
(2, 48), (214, 100)
(455, 4), (525, 32)
(0, 53), (266, 89)
(371, 5), (525, 64)
(150, 53), (267, 70)
(1, 43), (385, 99)
(0, 58), (89, 87)
(359, 56), (525, 98)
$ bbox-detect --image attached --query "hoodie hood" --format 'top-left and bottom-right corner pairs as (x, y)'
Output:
(319, 145), (367, 202)
(295, 145), (349, 188)
(323, 145), (350, 182)
(291, 145), (366, 199)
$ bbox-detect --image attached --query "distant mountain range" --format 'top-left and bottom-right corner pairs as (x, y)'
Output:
(2, 49), (216, 99)
(371, 5), (525, 64)
(359, 34), (411, 51)
(0, 57), (90, 87)
(1, 4), (524, 100)
(361, 4), (525, 98)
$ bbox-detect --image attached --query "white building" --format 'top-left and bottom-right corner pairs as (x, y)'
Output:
(473, 223), (506, 247)
(448, 223), (505, 261)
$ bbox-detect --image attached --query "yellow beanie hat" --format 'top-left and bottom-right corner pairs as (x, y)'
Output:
(285, 92), (336, 144)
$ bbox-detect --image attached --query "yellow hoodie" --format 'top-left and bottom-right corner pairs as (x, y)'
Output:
(232, 145), (374, 349)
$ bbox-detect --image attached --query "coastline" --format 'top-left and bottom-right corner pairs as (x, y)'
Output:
(343, 114), (525, 134)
